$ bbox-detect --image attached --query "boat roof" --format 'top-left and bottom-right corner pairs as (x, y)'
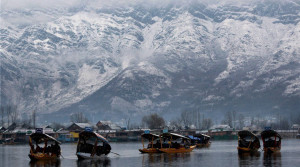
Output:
(79, 131), (109, 143)
(238, 130), (259, 140)
(194, 133), (211, 138)
(30, 133), (61, 144)
(160, 133), (190, 140)
(141, 133), (160, 140)
(187, 135), (200, 140)
(261, 130), (282, 139)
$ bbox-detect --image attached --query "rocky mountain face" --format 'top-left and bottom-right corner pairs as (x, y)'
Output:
(1, 0), (300, 123)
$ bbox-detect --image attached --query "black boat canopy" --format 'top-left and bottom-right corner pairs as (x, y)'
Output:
(30, 133), (61, 144)
(79, 131), (109, 144)
(159, 133), (190, 140)
(261, 130), (282, 139)
(141, 133), (160, 140)
(238, 130), (259, 140)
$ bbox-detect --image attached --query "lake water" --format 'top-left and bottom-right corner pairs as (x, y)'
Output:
(1, 139), (300, 167)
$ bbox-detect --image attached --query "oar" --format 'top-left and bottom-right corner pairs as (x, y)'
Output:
(60, 153), (65, 159)
(110, 152), (120, 156)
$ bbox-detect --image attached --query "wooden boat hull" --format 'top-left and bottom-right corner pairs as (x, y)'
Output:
(139, 148), (160, 153)
(237, 147), (259, 154)
(76, 152), (107, 160)
(196, 142), (211, 148)
(28, 153), (60, 161)
(158, 145), (196, 153)
(264, 147), (280, 153)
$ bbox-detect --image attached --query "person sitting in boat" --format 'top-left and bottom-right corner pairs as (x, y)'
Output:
(95, 143), (111, 156)
(147, 141), (153, 148)
(155, 140), (160, 148)
(162, 139), (168, 148)
(36, 145), (41, 153)
(45, 145), (51, 154)
(239, 138), (248, 147)
(265, 137), (274, 147)
(104, 143), (111, 155)
(173, 142), (180, 149)
(52, 142), (60, 156)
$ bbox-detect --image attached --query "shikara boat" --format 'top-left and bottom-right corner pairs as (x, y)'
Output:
(28, 133), (61, 161)
(237, 130), (260, 154)
(261, 129), (281, 153)
(139, 133), (161, 153)
(2, 138), (16, 145)
(158, 133), (196, 153)
(76, 130), (111, 160)
(188, 134), (211, 148)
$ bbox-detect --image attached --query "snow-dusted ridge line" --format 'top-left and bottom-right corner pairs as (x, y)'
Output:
(0, 0), (300, 119)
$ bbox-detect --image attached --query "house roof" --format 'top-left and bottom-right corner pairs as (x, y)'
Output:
(66, 123), (94, 130)
(74, 123), (93, 129)
(97, 121), (121, 130)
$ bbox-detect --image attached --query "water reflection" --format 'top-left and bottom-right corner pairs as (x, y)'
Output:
(142, 153), (191, 166)
(263, 152), (281, 167)
(29, 159), (61, 167)
(1, 140), (299, 167)
(76, 158), (111, 167)
(238, 151), (261, 167)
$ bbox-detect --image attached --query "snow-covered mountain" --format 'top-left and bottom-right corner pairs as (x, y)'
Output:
(1, 0), (300, 123)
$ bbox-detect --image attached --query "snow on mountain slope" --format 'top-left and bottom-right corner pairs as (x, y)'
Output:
(1, 0), (300, 121)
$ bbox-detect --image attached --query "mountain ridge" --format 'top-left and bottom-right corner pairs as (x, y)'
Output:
(1, 0), (300, 123)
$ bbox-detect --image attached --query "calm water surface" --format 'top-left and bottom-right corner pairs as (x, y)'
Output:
(1, 139), (300, 167)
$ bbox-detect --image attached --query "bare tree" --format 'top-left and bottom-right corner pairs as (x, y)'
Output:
(232, 110), (237, 129)
(32, 110), (36, 128)
(181, 110), (192, 128)
(10, 105), (18, 124)
(70, 112), (89, 123)
(238, 114), (245, 130)
(170, 118), (183, 130)
(6, 106), (12, 126)
(202, 118), (213, 130)
(142, 113), (165, 129)
(1, 106), (4, 127)
(278, 116), (290, 130)
(127, 118), (131, 130)
(224, 111), (233, 127)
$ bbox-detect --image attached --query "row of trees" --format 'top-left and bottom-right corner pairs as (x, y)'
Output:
(0, 105), (38, 128)
(170, 110), (213, 130)
(1, 105), (19, 127)
(70, 112), (89, 123)
(141, 110), (300, 130)
(222, 110), (245, 130)
(247, 114), (291, 130)
(141, 113), (165, 129)
(221, 110), (298, 130)
(141, 111), (214, 130)
(1, 103), (298, 131)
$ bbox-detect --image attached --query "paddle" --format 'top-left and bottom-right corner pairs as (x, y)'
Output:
(110, 152), (120, 156)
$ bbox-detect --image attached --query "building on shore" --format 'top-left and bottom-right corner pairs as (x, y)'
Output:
(56, 128), (75, 143)
(207, 124), (237, 140)
(66, 123), (94, 141)
(0, 127), (6, 133)
(0, 122), (34, 144)
(96, 121), (122, 132)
